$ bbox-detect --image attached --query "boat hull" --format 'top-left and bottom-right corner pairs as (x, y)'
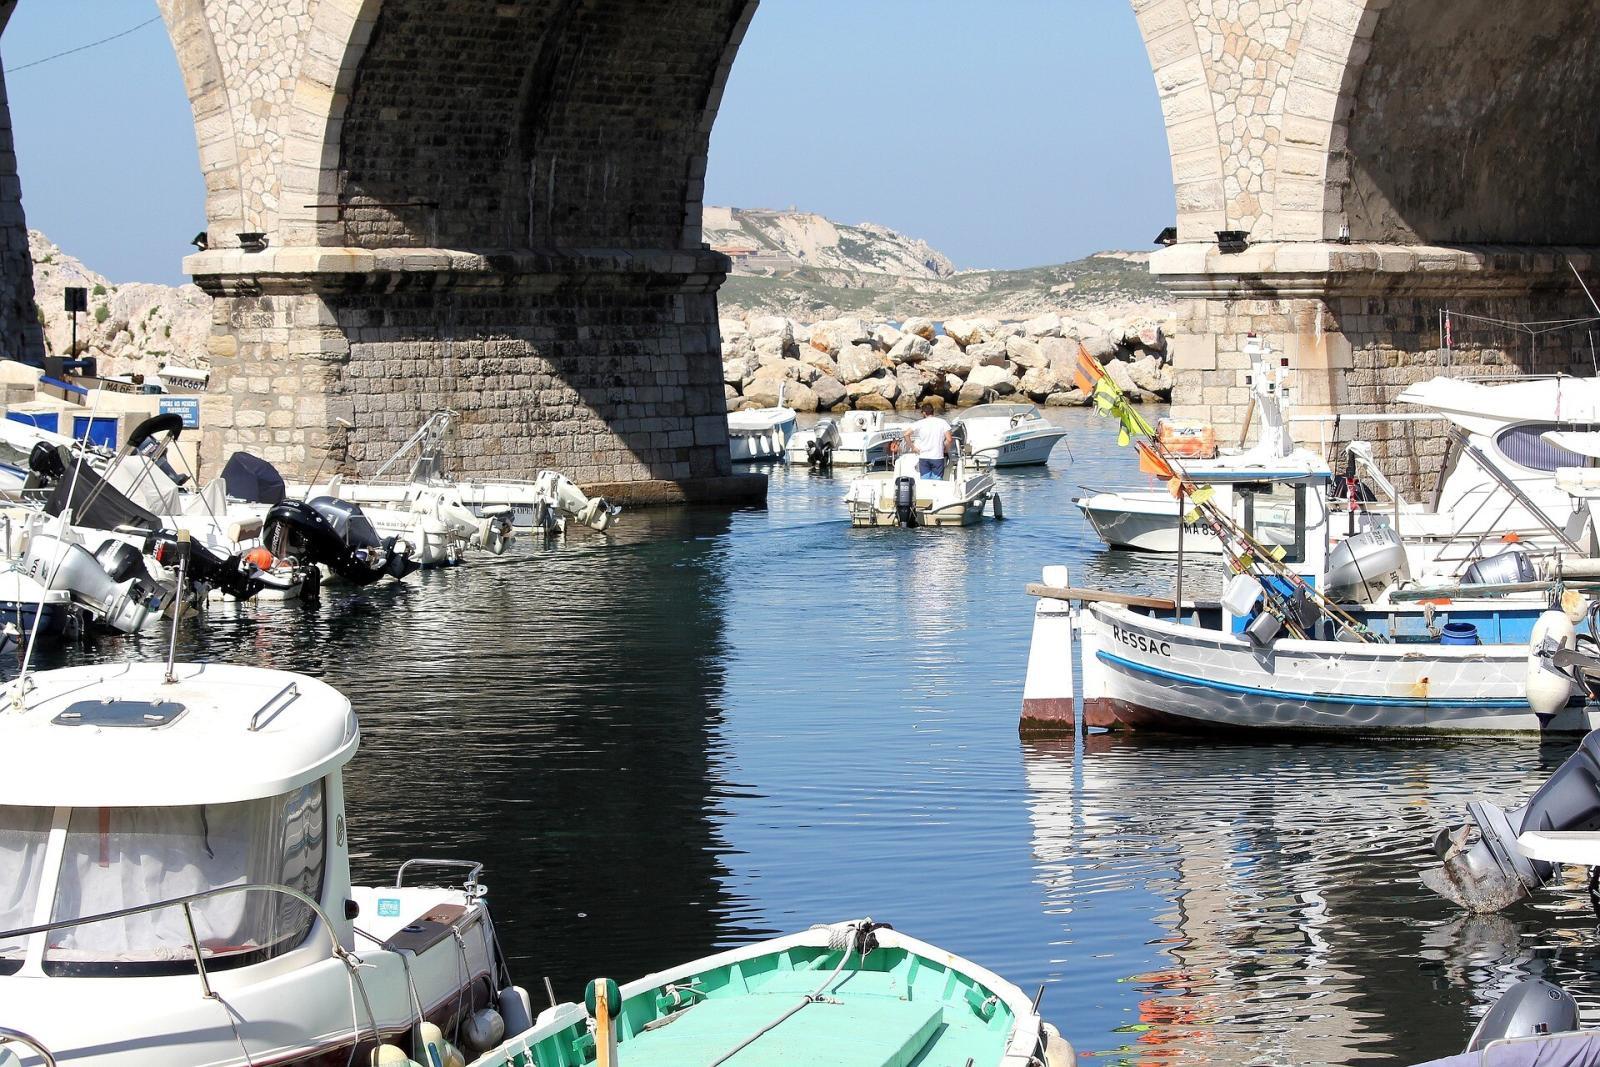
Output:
(1076, 491), (1295, 553)
(727, 409), (797, 462)
(1080, 604), (1597, 735)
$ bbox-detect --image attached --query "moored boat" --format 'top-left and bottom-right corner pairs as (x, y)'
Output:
(0, 661), (530, 1067)
(727, 400), (798, 463)
(955, 402), (1069, 467)
(466, 918), (1072, 1067)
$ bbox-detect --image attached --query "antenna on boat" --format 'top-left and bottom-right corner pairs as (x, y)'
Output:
(303, 418), (352, 501)
(13, 380), (111, 708)
(164, 529), (190, 684)
(1571, 260), (1600, 319)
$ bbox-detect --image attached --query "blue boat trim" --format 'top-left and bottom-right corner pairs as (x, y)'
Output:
(1095, 650), (1533, 709)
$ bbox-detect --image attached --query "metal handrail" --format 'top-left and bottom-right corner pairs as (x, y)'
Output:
(0, 882), (343, 985)
(395, 858), (483, 893)
(0, 882), (381, 1055)
(247, 680), (301, 732)
(0, 1027), (57, 1067)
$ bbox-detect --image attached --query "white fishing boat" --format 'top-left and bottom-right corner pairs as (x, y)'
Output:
(955, 403), (1070, 467)
(1022, 367), (1600, 737)
(463, 918), (1071, 1067)
(726, 390), (797, 462)
(844, 449), (1000, 528)
(0, 660), (533, 1067)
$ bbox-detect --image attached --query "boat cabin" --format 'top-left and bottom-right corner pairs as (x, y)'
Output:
(0, 662), (359, 981)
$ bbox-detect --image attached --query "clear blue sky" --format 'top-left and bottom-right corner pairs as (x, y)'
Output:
(3, 1), (1172, 285)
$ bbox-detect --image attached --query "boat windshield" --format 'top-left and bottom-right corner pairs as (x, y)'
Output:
(27, 782), (326, 977)
(961, 403), (1038, 420)
(0, 805), (52, 974)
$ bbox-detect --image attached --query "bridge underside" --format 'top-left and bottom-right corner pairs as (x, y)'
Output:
(0, 0), (1594, 499)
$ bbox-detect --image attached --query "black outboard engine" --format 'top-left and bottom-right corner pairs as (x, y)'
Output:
(1466, 978), (1579, 1053)
(263, 496), (418, 586)
(806, 438), (834, 470)
(894, 476), (919, 528)
(1423, 729), (1600, 911)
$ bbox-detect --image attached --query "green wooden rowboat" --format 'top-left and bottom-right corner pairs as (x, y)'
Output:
(466, 920), (1072, 1067)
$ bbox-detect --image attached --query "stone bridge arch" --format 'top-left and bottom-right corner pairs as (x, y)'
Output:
(158, 0), (760, 500)
(1139, 0), (1600, 492)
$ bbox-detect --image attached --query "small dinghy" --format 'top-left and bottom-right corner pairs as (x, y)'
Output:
(466, 919), (1073, 1067)
(844, 450), (1000, 528)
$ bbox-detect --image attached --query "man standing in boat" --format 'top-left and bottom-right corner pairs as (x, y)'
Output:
(903, 401), (954, 479)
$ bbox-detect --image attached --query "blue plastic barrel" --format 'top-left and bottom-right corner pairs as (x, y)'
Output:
(1440, 622), (1480, 646)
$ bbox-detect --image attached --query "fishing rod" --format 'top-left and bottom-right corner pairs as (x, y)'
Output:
(1074, 346), (1380, 642)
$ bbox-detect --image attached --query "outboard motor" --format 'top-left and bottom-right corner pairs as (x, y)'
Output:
(1466, 977), (1579, 1053)
(23, 531), (158, 634)
(894, 476), (919, 528)
(807, 437), (834, 470)
(263, 497), (418, 586)
(533, 470), (620, 533)
(1423, 727), (1600, 911)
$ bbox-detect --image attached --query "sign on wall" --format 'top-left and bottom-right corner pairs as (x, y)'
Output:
(159, 396), (201, 429)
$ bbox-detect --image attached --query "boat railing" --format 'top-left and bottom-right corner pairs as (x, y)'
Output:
(396, 858), (484, 896)
(246, 679), (301, 731)
(0, 882), (385, 1056)
(0, 1027), (56, 1067)
(0, 882), (349, 998)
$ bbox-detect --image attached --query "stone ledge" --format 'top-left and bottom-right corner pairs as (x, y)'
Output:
(584, 472), (767, 508)
(1152, 241), (1600, 298)
(186, 244), (732, 294)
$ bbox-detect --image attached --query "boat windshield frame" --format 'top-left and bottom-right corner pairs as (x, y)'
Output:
(960, 403), (1040, 421)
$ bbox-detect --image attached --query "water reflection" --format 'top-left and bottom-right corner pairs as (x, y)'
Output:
(9, 407), (1600, 1062)
(1021, 733), (1600, 1064)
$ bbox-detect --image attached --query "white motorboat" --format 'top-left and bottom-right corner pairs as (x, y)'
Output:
(844, 450), (1000, 528)
(784, 410), (921, 470)
(726, 394), (797, 462)
(292, 412), (618, 535)
(955, 403), (1069, 467)
(0, 660), (534, 1067)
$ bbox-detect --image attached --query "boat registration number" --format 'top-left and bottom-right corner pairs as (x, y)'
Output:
(1003, 441), (1026, 453)
(1111, 623), (1172, 658)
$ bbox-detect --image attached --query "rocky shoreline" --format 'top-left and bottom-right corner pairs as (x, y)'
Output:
(722, 312), (1173, 413)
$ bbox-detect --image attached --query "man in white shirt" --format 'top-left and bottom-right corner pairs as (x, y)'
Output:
(903, 401), (954, 479)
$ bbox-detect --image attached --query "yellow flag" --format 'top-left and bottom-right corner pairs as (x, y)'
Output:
(1269, 545), (1287, 562)
(1117, 426), (1131, 447)
(1189, 485), (1215, 507)
(1184, 508), (1201, 524)
(1236, 552), (1255, 572)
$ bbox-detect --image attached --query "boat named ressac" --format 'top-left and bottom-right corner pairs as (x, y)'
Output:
(0, 662), (530, 1067)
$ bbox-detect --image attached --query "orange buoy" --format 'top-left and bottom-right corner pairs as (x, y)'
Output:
(244, 546), (275, 570)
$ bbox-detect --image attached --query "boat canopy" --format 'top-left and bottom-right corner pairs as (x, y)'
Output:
(1398, 376), (1600, 438)
(959, 403), (1040, 420)
(0, 663), (357, 807)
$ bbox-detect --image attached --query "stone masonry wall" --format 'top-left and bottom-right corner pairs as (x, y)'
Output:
(0, 16), (42, 365)
(1170, 287), (1600, 497)
(197, 255), (734, 490)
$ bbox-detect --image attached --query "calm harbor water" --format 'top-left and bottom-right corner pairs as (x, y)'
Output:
(22, 406), (1600, 1065)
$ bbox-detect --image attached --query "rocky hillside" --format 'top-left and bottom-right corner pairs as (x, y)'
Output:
(705, 206), (1172, 328)
(704, 205), (955, 279)
(30, 231), (210, 378)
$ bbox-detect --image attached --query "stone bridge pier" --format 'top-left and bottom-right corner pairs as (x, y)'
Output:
(1137, 0), (1600, 492)
(161, 0), (761, 502)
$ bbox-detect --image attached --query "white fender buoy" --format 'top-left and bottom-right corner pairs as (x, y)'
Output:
(1042, 1022), (1077, 1067)
(369, 1045), (418, 1067)
(419, 1022), (448, 1066)
(1527, 609), (1577, 717)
